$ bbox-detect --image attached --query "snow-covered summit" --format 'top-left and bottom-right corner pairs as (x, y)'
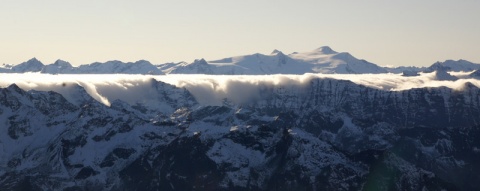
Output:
(426, 59), (480, 72)
(76, 60), (163, 74)
(314, 46), (338, 54)
(41, 59), (74, 74)
(169, 59), (215, 74)
(11, 57), (44, 73)
(165, 46), (387, 74)
(288, 47), (387, 74)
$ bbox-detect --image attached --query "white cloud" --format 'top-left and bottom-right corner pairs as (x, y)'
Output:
(0, 73), (479, 107)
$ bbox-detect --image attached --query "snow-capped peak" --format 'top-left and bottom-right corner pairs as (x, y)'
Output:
(76, 60), (164, 75)
(11, 57), (45, 73)
(314, 46), (337, 55)
(40, 59), (74, 74)
(162, 46), (387, 74)
(427, 59), (480, 72)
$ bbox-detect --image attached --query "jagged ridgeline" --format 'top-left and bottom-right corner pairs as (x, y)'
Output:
(2, 46), (480, 75)
(1, 75), (480, 191)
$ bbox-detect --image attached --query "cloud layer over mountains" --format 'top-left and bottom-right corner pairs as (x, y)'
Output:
(1, 72), (479, 106)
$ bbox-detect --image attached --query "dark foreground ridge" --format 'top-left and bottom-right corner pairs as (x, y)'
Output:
(1, 78), (480, 190)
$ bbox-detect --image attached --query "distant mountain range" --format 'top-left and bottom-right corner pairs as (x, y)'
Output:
(1, 46), (479, 75)
(0, 58), (163, 75)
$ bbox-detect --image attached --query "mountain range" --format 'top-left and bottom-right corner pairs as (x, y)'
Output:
(1, 46), (479, 75)
(2, 46), (480, 190)
(1, 58), (163, 75)
(1, 75), (480, 190)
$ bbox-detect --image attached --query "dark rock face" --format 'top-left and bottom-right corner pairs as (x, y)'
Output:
(1, 78), (480, 190)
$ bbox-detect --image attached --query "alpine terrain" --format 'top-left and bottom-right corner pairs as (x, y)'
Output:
(1, 73), (480, 190)
(2, 46), (479, 75)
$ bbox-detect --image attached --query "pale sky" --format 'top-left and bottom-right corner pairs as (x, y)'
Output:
(0, 0), (479, 67)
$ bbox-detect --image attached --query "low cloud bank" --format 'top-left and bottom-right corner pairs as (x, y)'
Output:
(0, 72), (479, 106)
